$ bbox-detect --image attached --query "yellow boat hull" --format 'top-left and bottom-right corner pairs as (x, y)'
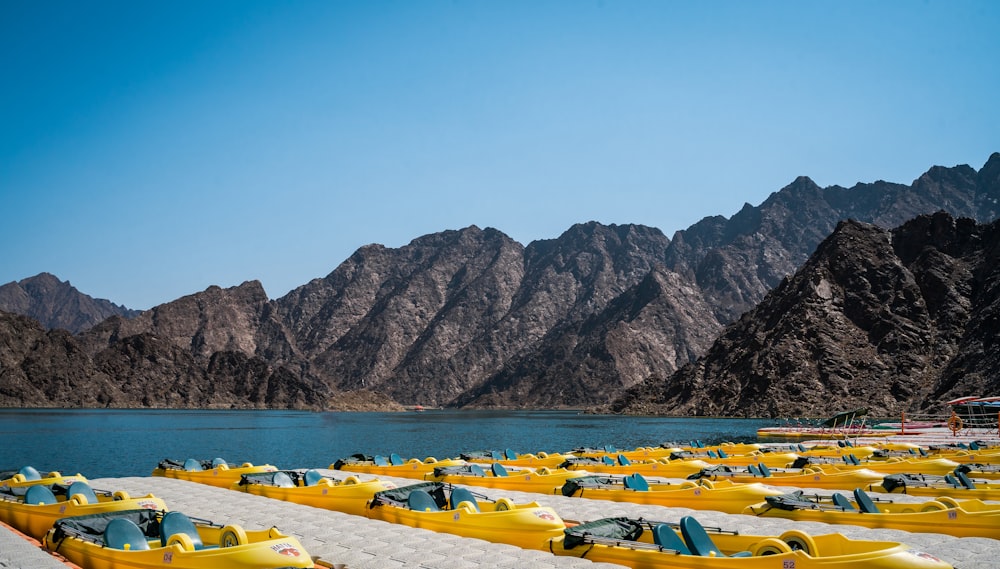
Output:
(744, 494), (1000, 539)
(564, 478), (783, 514)
(232, 475), (394, 517)
(701, 465), (886, 490)
(43, 510), (314, 569)
(152, 463), (277, 488)
(548, 517), (953, 569)
(0, 490), (166, 540)
(425, 466), (585, 494)
(333, 456), (465, 478)
(567, 458), (713, 478)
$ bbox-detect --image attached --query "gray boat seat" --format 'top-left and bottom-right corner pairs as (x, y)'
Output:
(408, 489), (440, 512)
(104, 518), (151, 550)
(25, 484), (57, 505)
(831, 492), (856, 511)
(67, 481), (99, 504)
(680, 516), (751, 557)
(853, 488), (880, 513)
(652, 524), (690, 554)
(450, 487), (480, 511)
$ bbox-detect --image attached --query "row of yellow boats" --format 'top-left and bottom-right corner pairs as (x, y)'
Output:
(0, 465), (316, 569)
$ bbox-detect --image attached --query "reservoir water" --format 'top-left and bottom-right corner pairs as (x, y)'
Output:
(1, 409), (779, 478)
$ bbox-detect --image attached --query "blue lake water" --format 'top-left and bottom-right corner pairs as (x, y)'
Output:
(0, 409), (779, 478)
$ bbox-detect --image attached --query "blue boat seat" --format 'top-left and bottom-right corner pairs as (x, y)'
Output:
(707, 450), (718, 459)
(718, 448), (729, 458)
(18, 466), (42, 481)
(853, 488), (880, 513)
(303, 469), (324, 486)
(67, 481), (99, 504)
(505, 449), (518, 460)
(623, 473), (649, 492)
(604, 445), (616, 453)
(373, 455), (389, 466)
(272, 472), (295, 488)
(944, 474), (961, 487)
(450, 487), (480, 511)
(680, 516), (751, 557)
(25, 484), (57, 505)
(956, 471), (977, 489)
(105, 518), (151, 551)
(970, 442), (980, 451)
(919, 448), (928, 457)
(758, 463), (772, 477)
(747, 464), (762, 477)
(408, 489), (440, 512)
(831, 493), (857, 511)
(602, 456), (615, 466)
(849, 454), (861, 465)
(211, 458), (227, 468)
(469, 464), (486, 477)
(652, 524), (690, 554)
(797, 443), (807, 452)
(389, 453), (404, 466)
(160, 511), (204, 550)
(617, 454), (631, 466)
(183, 459), (203, 472)
(491, 463), (509, 477)
(491, 450), (504, 460)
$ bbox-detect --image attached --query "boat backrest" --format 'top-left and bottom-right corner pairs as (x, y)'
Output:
(604, 445), (616, 453)
(617, 454), (632, 466)
(970, 442), (980, 451)
(623, 473), (649, 492)
(747, 464), (762, 477)
(272, 472), (295, 488)
(104, 518), (151, 551)
(373, 455), (389, 466)
(303, 469), (324, 486)
(67, 481), (99, 504)
(797, 443), (807, 452)
(758, 463), (772, 477)
(389, 453), (405, 466)
(943, 474), (961, 487)
(717, 448), (729, 458)
(602, 456), (615, 466)
(919, 447), (928, 457)
(853, 488), (880, 513)
(18, 466), (41, 481)
(652, 524), (690, 554)
(449, 487), (480, 511)
(505, 449), (518, 460)
(183, 458), (203, 472)
(849, 454), (861, 465)
(25, 484), (57, 505)
(160, 511), (204, 550)
(491, 463), (509, 477)
(679, 516), (723, 556)
(707, 450), (718, 459)
(956, 471), (977, 489)
(407, 489), (441, 512)
(831, 493), (857, 511)
(211, 458), (227, 468)
(469, 464), (486, 477)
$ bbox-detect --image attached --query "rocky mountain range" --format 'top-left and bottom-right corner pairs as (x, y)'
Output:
(2, 153), (998, 414)
(610, 211), (1000, 417)
(0, 273), (139, 333)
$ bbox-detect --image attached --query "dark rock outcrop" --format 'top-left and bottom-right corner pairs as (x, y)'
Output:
(0, 273), (139, 333)
(611, 212), (1000, 417)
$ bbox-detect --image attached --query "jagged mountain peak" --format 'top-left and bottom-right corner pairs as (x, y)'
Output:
(0, 272), (139, 333)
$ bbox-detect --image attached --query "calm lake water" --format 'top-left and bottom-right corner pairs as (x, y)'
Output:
(0, 409), (779, 478)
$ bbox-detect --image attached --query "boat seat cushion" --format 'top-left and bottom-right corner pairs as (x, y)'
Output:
(747, 464), (762, 477)
(373, 455), (389, 466)
(211, 458), (227, 468)
(832, 493), (857, 511)
(505, 449), (518, 460)
(602, 456), (615, 465)
(623, 473), (649, 492)
(67, 481), (99, 504)
(758, 463), (772, 477)
(105, 518), (151, 551)
(303, 469), (324, 486)
(680, 516), (751, 557)
(408, 489), (441, 512)
(449, 487), (480, 511)
(491, 463), (509, 477)
(853, 488), (880, 513)
(272, 472), (295, 488)
(389, 453), (405, 466)
(160, 511), (204, 550)
(18, 466), (42, 481)
(469, 464), (486, 477)
(652, 524), (690, 554)
(183, 458), (204, 472)
(25, 484), (58, 505)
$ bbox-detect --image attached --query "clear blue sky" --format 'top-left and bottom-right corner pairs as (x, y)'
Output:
(3, 1), (998, 310)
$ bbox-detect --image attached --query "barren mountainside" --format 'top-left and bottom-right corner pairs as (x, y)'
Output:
(2, 153), (998, 413)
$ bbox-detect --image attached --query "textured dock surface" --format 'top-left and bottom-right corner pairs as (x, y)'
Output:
(4, 470), (998, 568)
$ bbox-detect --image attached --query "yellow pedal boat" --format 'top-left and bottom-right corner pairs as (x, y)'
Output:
(744, 488), (1000, 539)
(871, 472), (1000, 500)
(461, 449), (575, 468)
(547, 516), (953, 569)
(0, 481), (166, 540)
(424, 462), (585, 493)
(365, 481), (566, 550)
(231, 469), (394, 516)
(693, 462), (886, 490)
(828, 455), (961, 476)
(332, 453), (465, 479)
(562, 455), (713, 478)
(152, 458), (277, 488)
(1, 466), (87, 488)
(561, 473), (782, 514)
(43, 509), (314, 569)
